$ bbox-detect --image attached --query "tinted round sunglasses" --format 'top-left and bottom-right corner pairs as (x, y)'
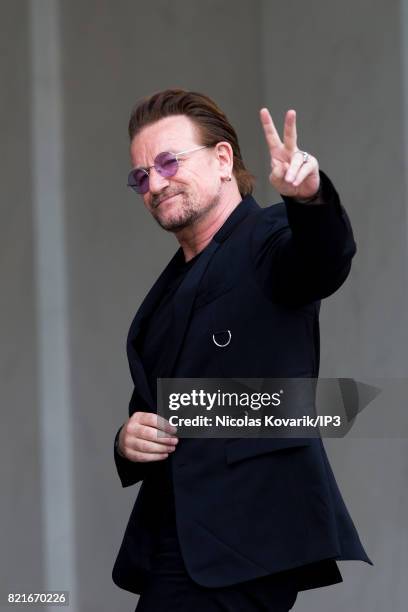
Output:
(127, 145), (208, 195)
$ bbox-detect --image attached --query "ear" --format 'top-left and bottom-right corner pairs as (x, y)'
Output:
(214, 141), (234, 179)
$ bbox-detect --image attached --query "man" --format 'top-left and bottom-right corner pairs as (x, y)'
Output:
(112, 89), (372, 611)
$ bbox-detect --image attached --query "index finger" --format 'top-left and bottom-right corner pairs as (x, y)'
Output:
(259, 107), (282, 151)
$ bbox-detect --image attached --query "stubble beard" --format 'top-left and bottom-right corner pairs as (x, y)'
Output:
(151, 187), (222, 233)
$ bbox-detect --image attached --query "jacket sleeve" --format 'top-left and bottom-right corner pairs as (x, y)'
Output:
(252, 170), (357, 306)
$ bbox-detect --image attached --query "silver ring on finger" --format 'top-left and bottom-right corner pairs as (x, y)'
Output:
(299, 150), (310, 164)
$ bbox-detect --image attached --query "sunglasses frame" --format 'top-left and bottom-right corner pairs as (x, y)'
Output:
(127, 145), (208, 194)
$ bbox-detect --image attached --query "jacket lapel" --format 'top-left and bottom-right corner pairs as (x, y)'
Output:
(128, 248), (184, 344)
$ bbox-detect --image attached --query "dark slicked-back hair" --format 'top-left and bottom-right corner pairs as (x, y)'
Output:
(128, 89), (255, 197)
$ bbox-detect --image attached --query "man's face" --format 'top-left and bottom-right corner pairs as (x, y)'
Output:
(130, 115), (223, 232)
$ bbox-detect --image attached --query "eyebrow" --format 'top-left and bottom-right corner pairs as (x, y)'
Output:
(131, 150), (172, 172)
(132, 149), (178, 172)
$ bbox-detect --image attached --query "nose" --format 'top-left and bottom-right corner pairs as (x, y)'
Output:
(148, 166), (170, 194)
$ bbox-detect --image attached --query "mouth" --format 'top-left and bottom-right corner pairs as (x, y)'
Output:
(155, 192), (182, 208)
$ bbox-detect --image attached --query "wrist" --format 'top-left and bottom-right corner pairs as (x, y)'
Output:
(294, 184), (323, 204)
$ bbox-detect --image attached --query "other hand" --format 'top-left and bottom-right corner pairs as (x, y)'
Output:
(118, 412), (178, 463)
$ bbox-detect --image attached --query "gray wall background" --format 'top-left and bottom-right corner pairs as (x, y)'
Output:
(1, 1), (407, 610)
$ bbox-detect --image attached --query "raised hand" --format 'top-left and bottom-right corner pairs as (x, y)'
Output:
(260, 108), (320, 200)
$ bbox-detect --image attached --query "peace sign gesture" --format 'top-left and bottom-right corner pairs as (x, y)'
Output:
(260, 108), (320, 200)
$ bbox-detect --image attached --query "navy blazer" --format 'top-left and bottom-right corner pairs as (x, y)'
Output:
(112, 172), (372, 594)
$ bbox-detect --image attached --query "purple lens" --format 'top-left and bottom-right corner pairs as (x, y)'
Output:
(128, 168), (149, 194)
(155, 152), (178, 178)
(127, 152), (179, 195)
